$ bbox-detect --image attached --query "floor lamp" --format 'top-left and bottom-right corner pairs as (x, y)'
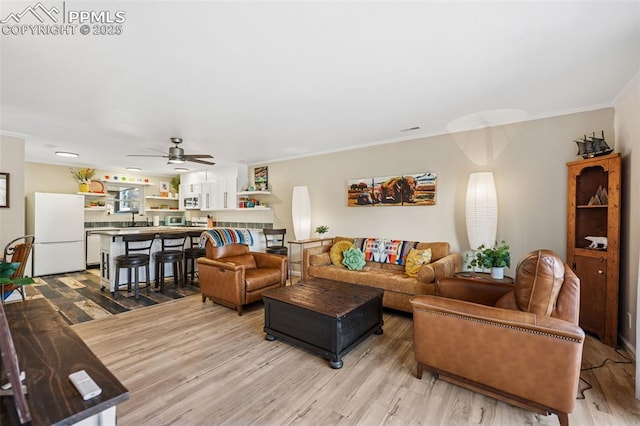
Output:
(465, 171), (498, 255)
(292, 186), (311, 241)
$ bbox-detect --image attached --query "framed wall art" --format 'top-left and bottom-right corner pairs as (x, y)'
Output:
(347, 172), (437, 207)
(254, 166), (268, 190)
(0, 173), (9, 208)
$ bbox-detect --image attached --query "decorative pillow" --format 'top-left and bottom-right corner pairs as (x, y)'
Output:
(0, 262), (20, 279)
(330, 241), (353, 266)
(405, 248), (432, 277)
(354, 237), (418, 265)
(342, 247), (366, 271)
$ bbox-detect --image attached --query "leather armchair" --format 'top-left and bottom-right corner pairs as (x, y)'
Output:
(197, 243), (288, 315)
(410, 250), (584, 426)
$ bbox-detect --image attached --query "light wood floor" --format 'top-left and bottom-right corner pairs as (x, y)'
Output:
(72, 295), (639, 425)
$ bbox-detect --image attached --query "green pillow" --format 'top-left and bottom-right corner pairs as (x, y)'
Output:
(342, 247), (365, 271)
(330, 240), (353, 266)
(0, 262), (20, 279)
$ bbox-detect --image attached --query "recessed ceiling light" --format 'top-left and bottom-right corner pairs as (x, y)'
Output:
(174, 167), (189, 172)
(55, 151), (79, 158)
(126, 167), (142, 172)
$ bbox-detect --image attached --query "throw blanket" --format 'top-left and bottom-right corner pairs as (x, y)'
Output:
(200, 228), (254, 248)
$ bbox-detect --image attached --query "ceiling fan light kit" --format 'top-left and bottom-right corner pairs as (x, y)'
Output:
(126, 137), (215, 166)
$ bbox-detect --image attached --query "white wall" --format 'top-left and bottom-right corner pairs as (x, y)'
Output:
(0, 135), (26, 249)
(260, 108), (614, 269)
(259, 106), (640, 352)
(24, 162), (179, 226)
(613, 77), (640, 361)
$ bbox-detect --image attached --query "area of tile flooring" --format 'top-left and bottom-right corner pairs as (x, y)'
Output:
(14, 268), (201, 325)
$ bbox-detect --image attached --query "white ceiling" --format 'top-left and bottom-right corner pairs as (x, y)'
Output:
(1, 1), (639, 175)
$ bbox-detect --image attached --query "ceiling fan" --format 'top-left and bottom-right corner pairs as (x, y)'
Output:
(127, 138), (215, 165)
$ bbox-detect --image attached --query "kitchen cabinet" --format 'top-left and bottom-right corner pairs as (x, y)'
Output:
(215, 178), (237, 210)
(200, 181), (218, 211)
(566, 152), (620, 347)
(86, 231), (102, 266)
(201, 179), (243, 210)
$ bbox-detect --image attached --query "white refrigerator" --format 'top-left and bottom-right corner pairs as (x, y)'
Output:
(32, 192), (85, 276)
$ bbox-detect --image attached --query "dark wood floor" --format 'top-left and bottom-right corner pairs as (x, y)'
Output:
(22, 268), (201, 325)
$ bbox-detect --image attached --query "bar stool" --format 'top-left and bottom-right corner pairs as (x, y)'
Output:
(154, 232), (187, 293)
(263, 228), (288, 256)
(184, 230), (206, 285)
(114, 233), (156, 300)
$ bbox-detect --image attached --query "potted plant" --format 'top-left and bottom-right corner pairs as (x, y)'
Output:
(468, 240), (511, 279)
(315, 225), (329, 238)
(170, 176), (180, 198)
(70, 168), (96, 192)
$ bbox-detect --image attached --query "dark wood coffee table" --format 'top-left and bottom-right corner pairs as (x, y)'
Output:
(262, 278), (384, 368)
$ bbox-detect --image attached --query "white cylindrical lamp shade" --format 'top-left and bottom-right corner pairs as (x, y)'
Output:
(292, 186), (311, 241)
(465, 172), (498, 250)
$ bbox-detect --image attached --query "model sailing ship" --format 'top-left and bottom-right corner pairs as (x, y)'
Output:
(574, 130), (613, 159)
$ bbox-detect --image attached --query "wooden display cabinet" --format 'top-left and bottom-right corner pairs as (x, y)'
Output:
(566, 153), (620, 347)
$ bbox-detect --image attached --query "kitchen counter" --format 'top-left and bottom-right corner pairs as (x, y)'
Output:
(92, 226), (208, 240)
(96, 227), (208, 293)
(95, 227), (265, 293)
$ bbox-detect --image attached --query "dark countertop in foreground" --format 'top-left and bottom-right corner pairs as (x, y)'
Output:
(0, 299), (129, 425)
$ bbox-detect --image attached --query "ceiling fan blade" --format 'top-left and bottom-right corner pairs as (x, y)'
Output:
(126, 154), (168, 158)
(184, 154), (214, 159)
(186, 158), (216, 165)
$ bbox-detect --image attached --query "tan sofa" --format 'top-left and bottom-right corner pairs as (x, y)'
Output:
(303, 236), (461, 312)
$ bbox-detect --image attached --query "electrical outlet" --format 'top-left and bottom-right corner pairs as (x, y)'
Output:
(627, 312), (633, 329)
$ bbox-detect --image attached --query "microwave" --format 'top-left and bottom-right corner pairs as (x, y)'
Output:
(183, 196), (200, 210)
(166, 216), (186, 226)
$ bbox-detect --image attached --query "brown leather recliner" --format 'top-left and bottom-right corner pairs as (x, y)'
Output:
(197, 242), (287, 315)
(410, 250), (584, 426)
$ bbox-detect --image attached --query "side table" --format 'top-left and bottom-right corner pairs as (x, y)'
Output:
(288, 238), (333, 284)
(453, 271), (514, 284)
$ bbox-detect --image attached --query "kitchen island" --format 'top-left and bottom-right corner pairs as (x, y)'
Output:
(93, 227), (266, 294)
(93, 227), (208, 294)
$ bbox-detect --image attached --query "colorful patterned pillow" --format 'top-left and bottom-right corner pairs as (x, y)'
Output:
(405, 248), (432, 277)
(342, 247), (366, 271)
(330, 240), (354, 266)
(354, 237), (417, 265)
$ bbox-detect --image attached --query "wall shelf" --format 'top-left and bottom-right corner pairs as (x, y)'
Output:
(145, 196), (179, 200)
(237, 191), (271, 196)
(78, 192), (107, 197)
(101, 179), (152, 186)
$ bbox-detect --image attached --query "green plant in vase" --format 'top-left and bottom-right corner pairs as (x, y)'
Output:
(468, 240), (510, 279)
(170, 176), (180, 196)
(315, 225), (329, 237)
